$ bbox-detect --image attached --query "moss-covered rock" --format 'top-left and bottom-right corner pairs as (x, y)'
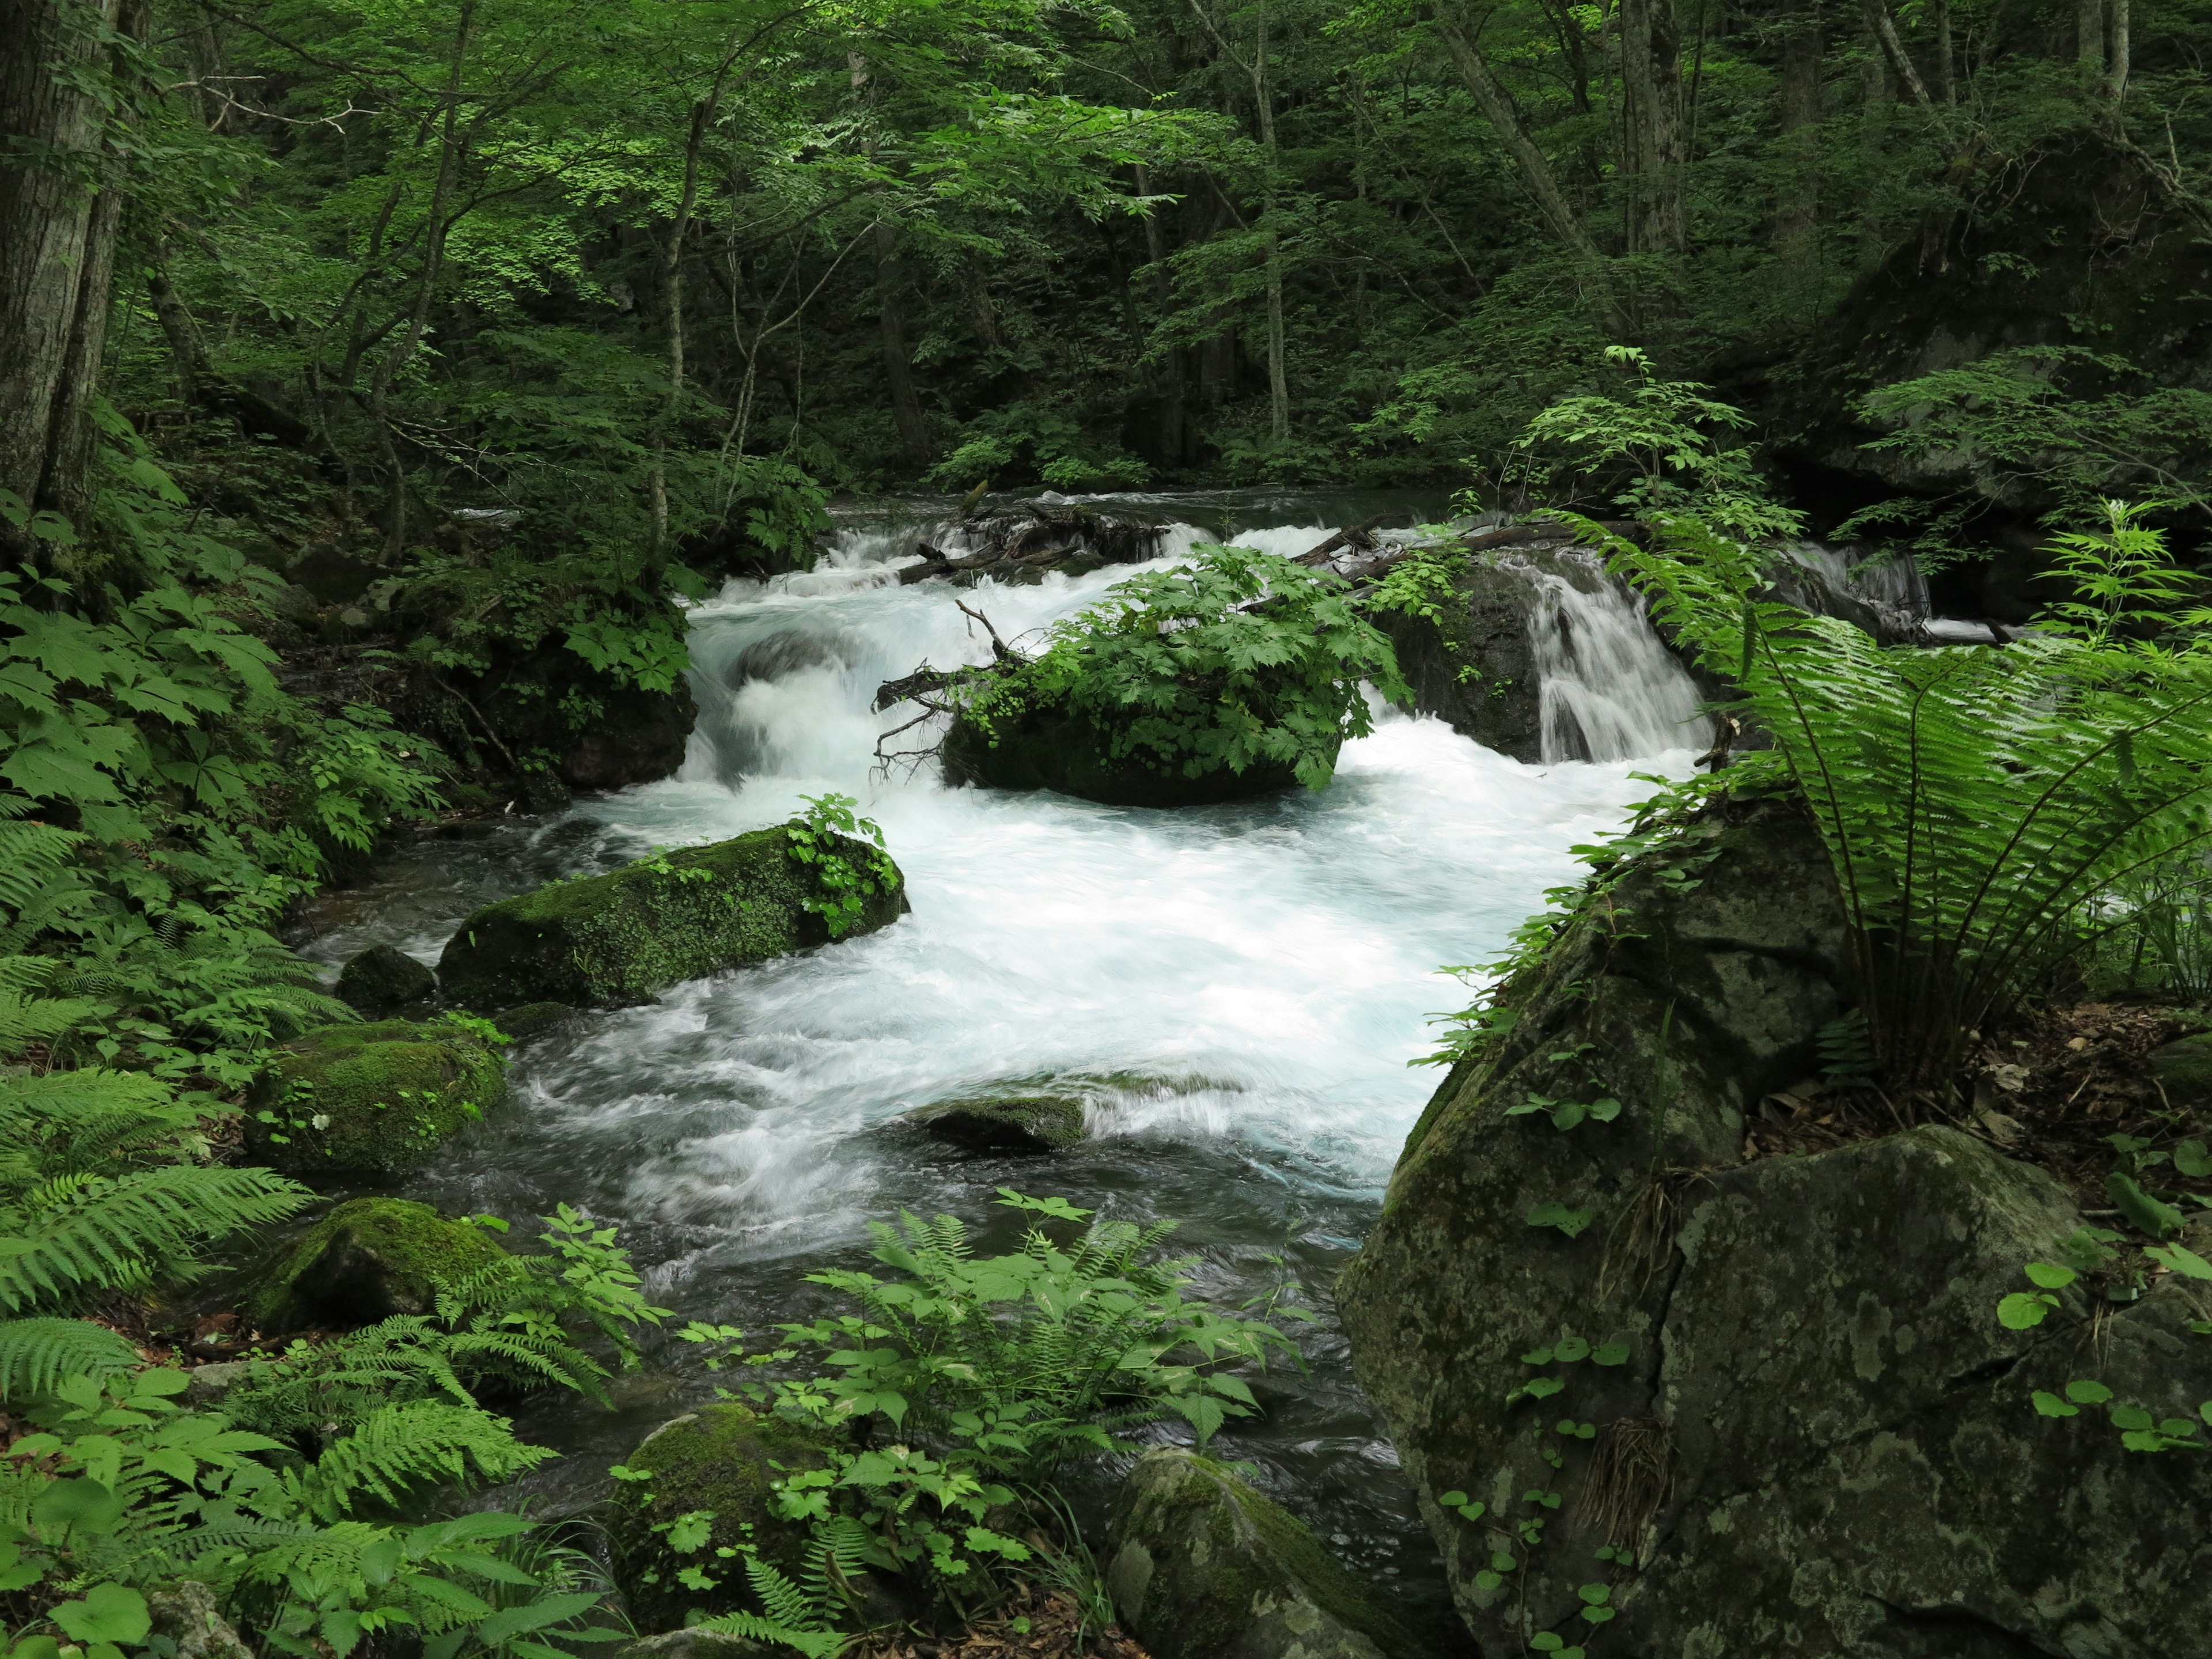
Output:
(334, 944), (438, 1014)
(494, 1001), (580, 1041)
(436, 827), (906, 1009)
(906, 1092), (1086, 1153)
(941, 694), (1310, 808)
(244, 1198), (507, 1332)
(1370, 546), (1573, 763)
(605, 1405), (836, 1633)
(1338, 796), (2212, 1657)
(1104, 1448), (1426, 1659)
(244, 1020), (505, 1177)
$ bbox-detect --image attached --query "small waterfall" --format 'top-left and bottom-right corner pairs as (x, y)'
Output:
(1526, 561), (1712, 763)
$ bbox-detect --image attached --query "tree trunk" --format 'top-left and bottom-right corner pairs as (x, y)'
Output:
(1249, 11), (1290, 444)
(2108, 0), (2129, 100)
(0, 0), (139, 559)
(1435, 13), (1607, 265)
(1134, 161), (1188, 465)
(1620, 0), (1688, 253)
(874, 221), (933, 470)
(1774, 0), (1823, 304)
(2077, 0), (2104, 71)
(1858, 50), (1892, 269)
(1861, 0), (1933, 109)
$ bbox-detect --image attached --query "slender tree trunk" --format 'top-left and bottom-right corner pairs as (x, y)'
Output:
(1858, 50), (1892, 269)
(0, 0), (141, 560)
(1861, 0), (1933, 109)
(369, 0), (475, 563)
(2077, 0), (2104, 72)
(1620, 0), (1688, 252)
(147, 246), (207, 407)
(1933, 0), (1956, 102)
(874, 221), (933, 469)
(1134, 161), (1187, 464)
(1247, 11), (1290, 444)
(1435, 14), (1606, 264)
(2108, 0), (2129, 100)
(1774, 0), (1823, 304)
(651, 62), (735, 563)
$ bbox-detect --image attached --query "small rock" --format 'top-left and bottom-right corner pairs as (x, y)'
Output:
(605, 1405), (838, 1634)
(1105, 1447), (1426, 1659)
(146, 1582), (255, 1659)
(907, 1093), (1086, 1153)
(244, 1197), (508, 1333)
(493, 1001), (579, 1040)
(334, 944), (437, 1014)
(2151, 1032), (2212, 1109)
(183, 1359), (271, 1409)
(243, 1019), (506, 1177)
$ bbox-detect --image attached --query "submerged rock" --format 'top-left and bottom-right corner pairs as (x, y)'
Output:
(1105, 1447), (1426, 1659)
(245, 1198), (507, 1332)
(244, 1019), (505, 1177)
(605, 1405), (836, 1634)
(334, 944), (437, 1014)
(1338, 797), (2212, 1657)
(436, 826), (906, 1009)
(942, 695), (1310, 807)
(898, 505), (1165, 587)
(907, 1092), (1087, 1153)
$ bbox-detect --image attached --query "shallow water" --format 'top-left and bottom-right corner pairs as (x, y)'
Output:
(301, 493), (1706, 1629)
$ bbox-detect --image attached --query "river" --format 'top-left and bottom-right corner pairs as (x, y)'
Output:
(298, 487), (1713, 1629)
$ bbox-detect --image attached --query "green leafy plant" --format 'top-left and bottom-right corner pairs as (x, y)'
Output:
(783, 794), (899, 939)
(963, 544), (1410, 792)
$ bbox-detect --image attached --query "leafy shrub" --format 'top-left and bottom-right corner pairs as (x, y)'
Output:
(1571, 501), (2212, 1088)
(783, 794), (899, 939)
(964, 543), (1408, 790)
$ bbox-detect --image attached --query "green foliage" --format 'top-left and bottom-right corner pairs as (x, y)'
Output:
(1573, 506), (2212, 1088)
(968, 544), (1409, 791)
(1493, 348), (1804, 539)
(783, 795), (899, 940)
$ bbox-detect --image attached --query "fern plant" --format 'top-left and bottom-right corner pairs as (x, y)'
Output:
(1572, 502), (2212, 1088)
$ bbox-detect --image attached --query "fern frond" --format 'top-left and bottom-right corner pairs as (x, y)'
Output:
(0, 1316), (141, 1401)
(285, 1401), (556, 1521)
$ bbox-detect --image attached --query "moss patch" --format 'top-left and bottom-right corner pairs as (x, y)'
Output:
(942, 691), (1310, 808)
(604, 1404), (835, 1633)
(436, 827), (906, 1009)
(244, 1197), (507, 1332)
(244, 1020), (505, 1179)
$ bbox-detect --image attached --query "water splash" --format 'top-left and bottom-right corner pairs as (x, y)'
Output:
(1525, 557), (1712, 763)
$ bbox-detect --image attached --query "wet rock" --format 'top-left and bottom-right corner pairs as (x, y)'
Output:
(146, 1582), (255, 1659)
(183, 1359), (271, 1409)
(492, 1001), (579, 1041)
(907, 1092), (1086, 1153)
(1338, 797), (2212, 1657)
(899, 505), (1165, 587)
(605, 1404), (836, 1634)
(245, 1198), (507, 1333)
(942, 695), (1310, 807)
(437, 827), (906, 1009)
(334, 944), (437, 1014)
(1105, 1447), (1426, 1659)
(244, 1019), (506, 1177)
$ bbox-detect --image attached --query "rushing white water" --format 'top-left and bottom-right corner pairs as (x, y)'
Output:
(307, 500), (1706, 1597)
(1525, 559), (1712, 762)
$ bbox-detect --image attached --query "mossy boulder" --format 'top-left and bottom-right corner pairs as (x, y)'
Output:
(436, 827), (906, 1009)
(1105, 1448), (1427, 1659)
(1371, 546), (1573, 763)
(906, 1092), (1086, 1153)
(244, 1020), (505, 1177)
(605, 1405), (836, 1633)
(334, 944), (438, 1014)
(244, 1198), (507, 1333)
(1338, 796), (2212, 1656)
(942, 694), (1309, 808)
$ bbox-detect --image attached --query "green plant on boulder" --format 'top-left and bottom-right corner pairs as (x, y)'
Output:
(904, 1093), (1086, 1153)
(244, 1197), (507, 1333)
(436, 825), (907, 1009)
(603, 1404), (836, 1634)
(243, 1018), (506, 1177)
(941, 543), (1408, 807)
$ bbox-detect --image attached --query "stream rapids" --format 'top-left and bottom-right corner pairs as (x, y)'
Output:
(299, 488), (1716, 1616)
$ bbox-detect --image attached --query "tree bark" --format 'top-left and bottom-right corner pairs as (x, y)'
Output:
(0, 0), (139, 558)
(1435, 13), (1607, 265)
(874, 221), (933, 469)
(1619, 0), (1688, 252)
(2108, 0), (2129, 100)
(1133, 161), (1188, 465)
(2077, 0), (2104, 71)
(1774, 0), (1823, 301)
(1861, 0), (1933, 109)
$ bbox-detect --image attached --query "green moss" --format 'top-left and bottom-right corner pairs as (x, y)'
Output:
(244, 1020), (505, 1178)
(244, 1197), (506, 1332)
(943, 690), (1310, 807)
(604, 1404), (834, 1633)
(436, 827), (906, 1009)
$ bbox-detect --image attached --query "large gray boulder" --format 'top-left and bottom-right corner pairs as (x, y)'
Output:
(1369, 546), (1573, 762)
(1105, 1448), (1426, 1659)
(1338, 798), (2212, 1658)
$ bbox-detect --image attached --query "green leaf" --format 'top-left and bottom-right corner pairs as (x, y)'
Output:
(1997, 1292), (2054, 1330)
(1437, 1490), (1469, 1508)
(1590, 1340), (1631, 1366)
(2065, 1379), (2114, 1404)
(2023, 1261), (2077, 1290)
(50, 1585), (149, 1645)
(1554, 1336), (1591, 1363)
(31, 1479), (123, 1536)
(2175, 1139), (2212, 1179)
(1525, 1201), (1595, 1239)
(2032, 1391), (2078, 1417)
(2107, 1172), (2184, 1238)
(2147, 1241), (2212, 1281)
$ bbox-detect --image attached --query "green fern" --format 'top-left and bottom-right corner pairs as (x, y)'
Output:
(0, 1316), (141, 1400)
(283, 1400), (559, 1521)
